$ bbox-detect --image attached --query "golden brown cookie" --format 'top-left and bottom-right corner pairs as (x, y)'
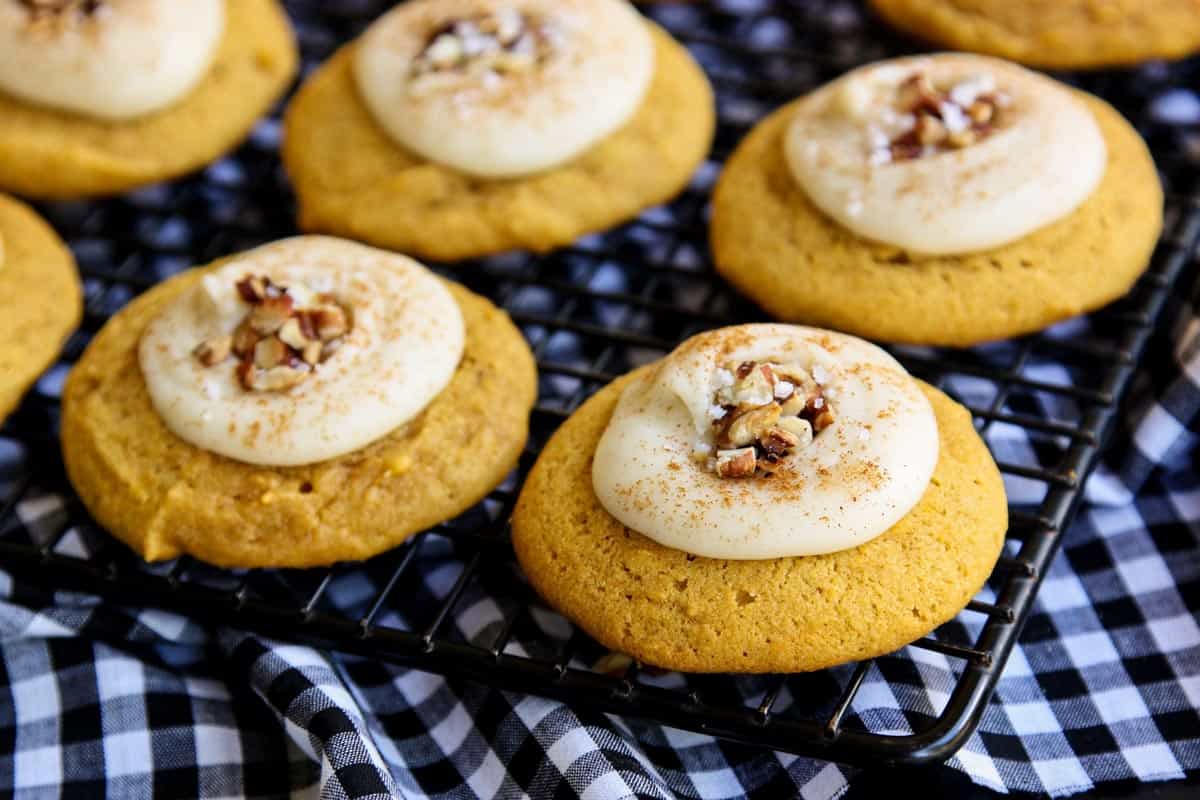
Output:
(0, 0), (298, 199)
(62, 259), (537, 569)
(512, 369), (1006, 673)
(0, 195), (82, 423)
(869, 0), (1200, 69)
(282, 22), (715, 261)
(710, 93), (1162, 347)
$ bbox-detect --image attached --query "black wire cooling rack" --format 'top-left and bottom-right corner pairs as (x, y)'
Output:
(1, 0), (1198, 768)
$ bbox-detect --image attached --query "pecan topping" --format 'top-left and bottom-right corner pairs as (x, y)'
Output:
(704, 360), (835, 479)
(869, 72), (1010, 165)
(192, 336), (231, 367)
(193, 274), (351, 393)
(410, 8), (561, 85)
(19, 0), (104, 22)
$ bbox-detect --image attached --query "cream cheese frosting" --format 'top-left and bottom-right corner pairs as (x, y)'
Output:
(0, 0), (224, 120)
(592, 324), (939, 560)
(139, 236), (465, 467)
(353, 0), (654, 178)
(783, 53), (1107, 255)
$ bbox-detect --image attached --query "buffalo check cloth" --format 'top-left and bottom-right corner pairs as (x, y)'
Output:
(1, 252), (1199, 800)
(2, 2), (1200, 797)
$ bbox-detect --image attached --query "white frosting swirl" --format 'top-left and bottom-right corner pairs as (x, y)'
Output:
(592, 325), (939, 560)
(139, 237), (465, 467)
(784, 54), (1107, 254)
(353, 0), (654, 178)
(0, 0), (224, 120)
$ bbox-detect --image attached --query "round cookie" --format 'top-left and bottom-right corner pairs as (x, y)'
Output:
(710, 93), (1162, 347)
(0, 194), (82, 423)
(282, 22), (715, 262)
(62, 261), (537, 569)
(512, 369), (1006, 673)
(869, 0), (1200, 69)
(0, 0), (298, 199)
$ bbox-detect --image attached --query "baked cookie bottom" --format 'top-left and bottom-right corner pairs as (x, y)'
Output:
(0, 195), (82, 423)
(869, 0), (1200, 69)
(282, 23), (715, 262)
(710, 93), (1162, 347)
(62, 266), (537, 569)
(0, 0), (298, 199)
(512, 369), (1007, 674)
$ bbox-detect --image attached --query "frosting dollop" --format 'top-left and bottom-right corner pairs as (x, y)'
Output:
(783, 54), (1106, 254)
(139, 236), (465, 467)
(0, 0), (224, 120)
(592, 324), (939, 560)
(353, 0), (654, 177)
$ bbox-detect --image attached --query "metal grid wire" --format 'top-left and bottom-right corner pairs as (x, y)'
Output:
(1, 0), (1198, 767)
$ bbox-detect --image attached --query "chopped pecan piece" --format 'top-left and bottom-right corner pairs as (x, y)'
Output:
(277, 318), (310, 351)
(914, 113), (947, 145)
(717, 403), (781, 449)
(253, 336), (288, 369)
(236, 275), (269, 303)
(193, 336), (232, 367)
(248, 295), (294, 335)
(759, 427), (800, 458)
(310, 305), (349, 341)
(966, 100), (994, 124)
(231, 320), (259, 359)
(300, 341), (324, 366)
(947, 128), (977, 148)
(715, 448), (757, 479)
(776, 416), (814, 444)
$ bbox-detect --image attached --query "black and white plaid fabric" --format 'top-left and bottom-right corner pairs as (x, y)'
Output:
(3, 1), (1200, 796)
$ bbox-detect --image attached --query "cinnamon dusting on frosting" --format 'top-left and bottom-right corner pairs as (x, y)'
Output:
(590, 323), (939, 560)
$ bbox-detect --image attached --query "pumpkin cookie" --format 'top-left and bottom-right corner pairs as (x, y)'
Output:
(869, 0), (1200, 69)
(62, 237), (536, 568)
(283, 0), (715, 261)
(0, 194), (81, 423)
(512, 324), (1007, 673)
(711, 54), (1162, 347)
(0, 0), (298, 199)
